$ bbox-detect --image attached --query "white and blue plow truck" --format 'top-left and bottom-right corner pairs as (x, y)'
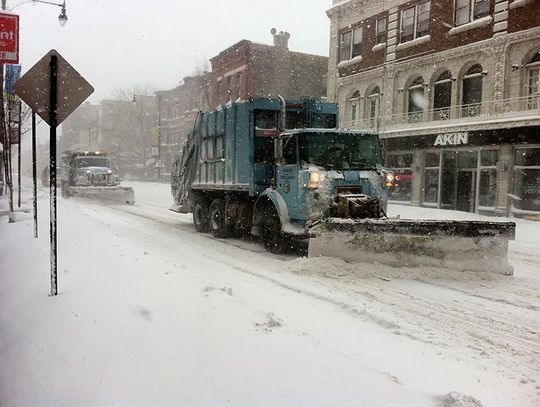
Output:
(171, 98), (515, 275)
(60, 151), (135, 205)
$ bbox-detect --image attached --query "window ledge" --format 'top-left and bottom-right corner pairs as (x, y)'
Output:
(372, 42), (386, 52)
(448, 16), (493, 35)
(510, 0), (533, 9)
(395, 35), (431, 51)
(337, 55), (363, 69)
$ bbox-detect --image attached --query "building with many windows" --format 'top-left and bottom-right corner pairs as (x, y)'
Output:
(327, 0), (540, 217)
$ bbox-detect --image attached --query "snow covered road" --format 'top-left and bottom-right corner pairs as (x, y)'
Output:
(1, 181), (539, 406)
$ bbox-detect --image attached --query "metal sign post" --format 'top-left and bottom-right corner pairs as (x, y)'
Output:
(32, 110), (37, 238)
(14, 49), (94, 296)
(17, 100), (21, 208)
(49, 54), (57, 296)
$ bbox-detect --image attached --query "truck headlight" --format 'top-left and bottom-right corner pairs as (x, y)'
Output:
(86, 170), (91, 175)
(385, 172), (394, 182)
(309, 171), (321, 189)
(107, 170), (112, 174)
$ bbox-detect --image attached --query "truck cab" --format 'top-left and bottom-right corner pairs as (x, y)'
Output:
(171, 98), (392, 252)
(63, 152), (119, 187)
(272, 129), (388, 223)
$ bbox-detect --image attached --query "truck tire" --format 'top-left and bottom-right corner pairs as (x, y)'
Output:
(261, 206), (288, 254)
(193, 199), (210, 233)
(209, 198), (232, 238)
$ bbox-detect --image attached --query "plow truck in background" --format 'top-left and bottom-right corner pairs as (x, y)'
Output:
(170, 97), (515, 275)
(60, 151), (135, 205)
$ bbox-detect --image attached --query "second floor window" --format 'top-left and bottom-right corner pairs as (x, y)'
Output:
(339, 27), (363, 61)
(349, 91), (360, 122)
(462, 64), (484, 117)
(376, 17), (387, 44)
(407, 76), (425, 122)
(433, 70), (452, 120)
(455, 0), (491, 26)
(401, 1), (431, 43)
(526, 51), (540, 109)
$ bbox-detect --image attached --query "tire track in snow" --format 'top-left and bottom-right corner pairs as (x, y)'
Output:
(341, 281), (540, 379)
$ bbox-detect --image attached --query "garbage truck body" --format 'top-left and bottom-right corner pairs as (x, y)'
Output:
(171, 98), (515, 274)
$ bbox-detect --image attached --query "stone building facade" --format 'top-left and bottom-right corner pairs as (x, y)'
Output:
(210, 30), (329, 109)
(327, 0), (540, 217)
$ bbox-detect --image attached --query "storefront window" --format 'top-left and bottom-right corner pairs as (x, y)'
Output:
(480, 149), (498, 166)
(513, 147), (540, 212)
(478, 149), (498, 209)
(424, 151), (440, 205)
(441, 151), (456, 208)
(479, 169), (497, 208)
(386, 153), (413, 202)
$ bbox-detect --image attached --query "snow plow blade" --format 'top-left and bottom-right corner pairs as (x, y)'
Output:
(69, 186), (135, 205)
(308, 219), (516, 275)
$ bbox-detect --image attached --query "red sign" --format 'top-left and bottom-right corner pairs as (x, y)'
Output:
(0, 12), (19, 64)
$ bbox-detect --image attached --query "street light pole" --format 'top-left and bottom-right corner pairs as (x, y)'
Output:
(157, 94), (162, 182)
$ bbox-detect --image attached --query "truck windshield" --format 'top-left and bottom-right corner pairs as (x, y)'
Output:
(76, 157), (110, 168)
(298, 132), (381, 171)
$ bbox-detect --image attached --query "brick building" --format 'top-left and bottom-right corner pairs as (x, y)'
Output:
(210, 30), (329, 109)
(156, 73), (211, 176)
(328, 0), (540, 217)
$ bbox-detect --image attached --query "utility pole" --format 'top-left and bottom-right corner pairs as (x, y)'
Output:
(157, 94), (162, 182)
(0, 1), (7, 209)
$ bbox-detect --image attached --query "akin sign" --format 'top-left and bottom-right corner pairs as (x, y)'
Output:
(434, 132), (469, 146)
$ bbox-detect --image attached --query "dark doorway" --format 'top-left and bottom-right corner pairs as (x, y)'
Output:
(456, 170), (476, 212)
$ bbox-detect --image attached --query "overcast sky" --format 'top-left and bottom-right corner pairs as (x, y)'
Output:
(14, 0), (333, 103)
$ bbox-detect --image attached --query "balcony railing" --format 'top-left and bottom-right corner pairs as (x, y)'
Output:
(341, 95), (540, 132)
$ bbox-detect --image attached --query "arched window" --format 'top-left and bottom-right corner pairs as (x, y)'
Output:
(462, 64), (483, 117)
(407, 77), (425, 123)
(366, 86), (381, 129)
(349, 91), (361, 126)
(433, 70), (452, 121)
(526, 51), (540, 110)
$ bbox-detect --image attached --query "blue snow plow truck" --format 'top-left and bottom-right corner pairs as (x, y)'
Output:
(171, 98), (515, 274)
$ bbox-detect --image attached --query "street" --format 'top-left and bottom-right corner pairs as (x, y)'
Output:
(0, 181), (539, 406)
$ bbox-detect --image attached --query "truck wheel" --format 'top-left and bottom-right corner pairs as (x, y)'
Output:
(209, 198), (232, 238)
(261, 207), (288, 254)
(193, 199), (210, 233)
